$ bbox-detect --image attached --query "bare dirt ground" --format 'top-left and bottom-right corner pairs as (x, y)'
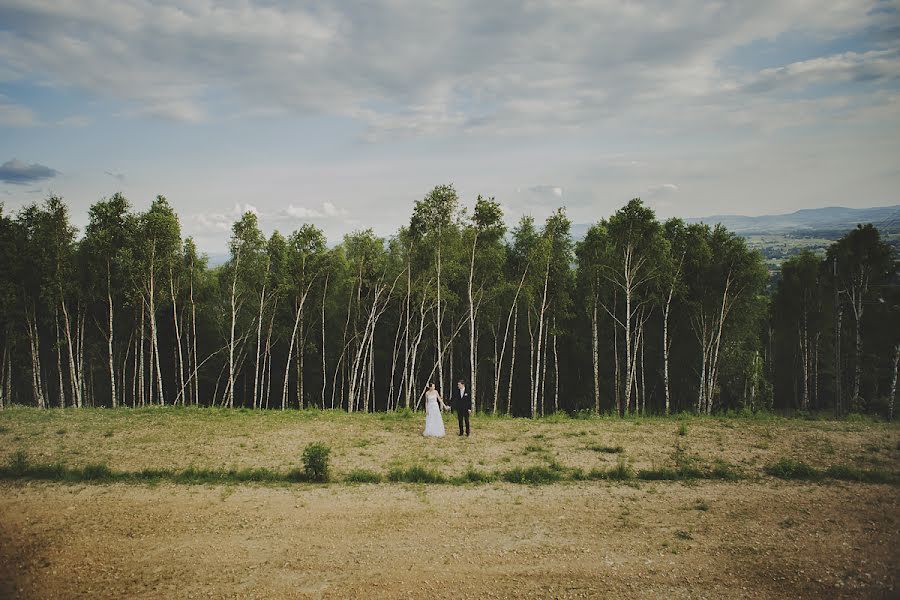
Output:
(0, 409), (898, 599)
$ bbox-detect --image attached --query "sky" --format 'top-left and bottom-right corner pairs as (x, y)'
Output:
(0, 0), (899, 254)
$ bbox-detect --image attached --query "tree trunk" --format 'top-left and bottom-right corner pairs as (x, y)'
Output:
(496, 270), (527, 414)
(507, 304), (518, 416)
(436, 230), (444, 403)
(170, 269), (186, 406)
(190, 255), (199, 406)
(852, 290), (863, 407)
(25, 307), (45, 408)
(60, 296), (81, 407)
(253, 263), (269, 409)
(889, 343), (898, 421)
(55, 306), (66, 408)
(592, 300), (600, 414)
(468, 230), (478, 412)
(532, 259), (550, 417)
(106, 262), (117, 408)
(227, 249), (240, 408)
(322, 274), (329, 408)
(552, 323), (559, 414)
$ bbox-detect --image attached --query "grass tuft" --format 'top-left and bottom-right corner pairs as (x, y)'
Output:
(501, 465), (563, 484)
(764, 458), (821, 480)
(388, 465), (447, 484)
(587, 444), (624, 454)
(605, 461), (636, 481)
(344, 469), (383, 484)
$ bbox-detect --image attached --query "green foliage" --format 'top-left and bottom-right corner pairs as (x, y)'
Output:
(302, 442), (331, 482)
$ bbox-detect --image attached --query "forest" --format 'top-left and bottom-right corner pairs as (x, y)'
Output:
(0, 186), (896, 418)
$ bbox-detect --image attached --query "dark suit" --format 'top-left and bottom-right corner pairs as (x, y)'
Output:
(452, 387), (471, 436)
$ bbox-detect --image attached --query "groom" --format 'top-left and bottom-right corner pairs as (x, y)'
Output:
(452, 380), (472, 437)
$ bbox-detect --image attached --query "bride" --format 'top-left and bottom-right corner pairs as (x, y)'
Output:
(422, 383), (448, 437)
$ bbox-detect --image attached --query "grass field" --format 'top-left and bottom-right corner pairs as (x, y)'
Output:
(1, 408), (898, 598)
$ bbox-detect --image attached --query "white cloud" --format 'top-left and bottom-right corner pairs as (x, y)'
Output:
(745, 49), (900, 93)
(0, 94), (37, 126)
(0, 0), (891, 137)
(285, 204), (322, 219)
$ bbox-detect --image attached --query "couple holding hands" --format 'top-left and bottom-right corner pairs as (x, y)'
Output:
(422, 380), (471, 438)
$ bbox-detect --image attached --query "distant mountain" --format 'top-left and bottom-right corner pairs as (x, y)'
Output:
(685, 205), (900, 234)
(570, 205), (899, 240)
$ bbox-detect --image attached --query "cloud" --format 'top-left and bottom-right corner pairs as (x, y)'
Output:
(527, 185), (564, 198)
(0, 159), (59, 185)
(0, 94), (37, 126)
(104, 170), (125, 182)
(57, 115), (91, 127)
(282, 202), (348, 220)
(744, 49), (900, 94)
(647, 183), (679, 196)
(0, 0), (891, 138)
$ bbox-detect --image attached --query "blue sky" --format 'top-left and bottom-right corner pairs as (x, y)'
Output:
(1, 0), (898, 253)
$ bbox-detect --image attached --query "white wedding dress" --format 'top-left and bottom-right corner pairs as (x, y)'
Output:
(423, 391), (445, 437)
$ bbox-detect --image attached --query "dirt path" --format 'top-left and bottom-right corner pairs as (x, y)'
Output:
(1, 480), (897, 599)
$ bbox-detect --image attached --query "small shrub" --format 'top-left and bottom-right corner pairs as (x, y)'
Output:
(302, 442), (331, 482)
(344, 469), (383, 484)
(677, 422), (688, 437)
(764, 458), (820, 480)
(694, 499), (709, 511)
(523, 444), (546, 454)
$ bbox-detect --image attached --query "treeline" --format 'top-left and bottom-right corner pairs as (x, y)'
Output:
(0, 187), (896, 417)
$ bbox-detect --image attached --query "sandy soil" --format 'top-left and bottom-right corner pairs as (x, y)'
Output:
(0, 480), (898, 599)
(1, 409), (897, 478)
(1, 409), (898, 598)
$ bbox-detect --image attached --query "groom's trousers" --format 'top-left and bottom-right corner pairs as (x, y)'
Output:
(457, 410), (470, 436)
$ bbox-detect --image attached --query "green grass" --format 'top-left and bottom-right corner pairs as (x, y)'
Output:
(822, 464), (896, 484)
(605, 461), (636, 481)
(500, 465), (563, 484)
(387, 465), (447, 484)
(344, 469), (383, 483)
(587, 444), (624, 454)
(764, 458), (821, 480)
